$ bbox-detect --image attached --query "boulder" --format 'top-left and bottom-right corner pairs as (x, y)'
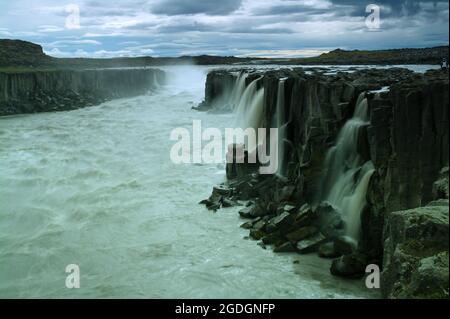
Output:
(262, 232), (283, 245)
(291, 204), (317, 228)
(286, 226), (318, 242)
(330, 253), (368, 278)
(266, 212), (294, 234)
(238, 206), (253, 218)
(283, 204), (297, 214)
(220, 197), (238, 208)
(408, 251), (449, 299)
(240, 220), (254, 229)
(249, 229), (265, 240)
(318, 242), (340, 259)
(276, 185), (296, 201)
(382, 205), (449, 299)
(334, 236), (357, 256)
(212, 185), (232, 197)
(315, 202), (345, 239)
(252, 219), (266, 232)
(432, 167), (449, 200)
(274, 241), (297, 253)
(296, 232), (327, 254)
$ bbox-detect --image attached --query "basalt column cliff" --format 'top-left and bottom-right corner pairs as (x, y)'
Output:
(0, 68), (165, 116)
(199, 68), (449, 299)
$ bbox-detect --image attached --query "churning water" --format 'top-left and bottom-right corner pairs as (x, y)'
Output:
(0, 66), (377, 299)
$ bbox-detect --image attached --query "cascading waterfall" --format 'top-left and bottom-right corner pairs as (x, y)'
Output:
(273, 79), (288, 177)
(234, 76), (262, 125)
(230, 72), (248, 110)
(320, 93), (375, 240)
(232, 76), (265, 152)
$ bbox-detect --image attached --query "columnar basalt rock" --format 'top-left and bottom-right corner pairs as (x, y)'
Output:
(199, 67), (449, 298)
(0, 68), (165, 116)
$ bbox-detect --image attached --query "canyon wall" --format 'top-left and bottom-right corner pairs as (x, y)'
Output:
(199, 67), (449, 298)
(0, 68), (165, 116)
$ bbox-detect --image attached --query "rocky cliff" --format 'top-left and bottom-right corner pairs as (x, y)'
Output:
(0, 68), (165, 116)
(198, 67), (449, 299)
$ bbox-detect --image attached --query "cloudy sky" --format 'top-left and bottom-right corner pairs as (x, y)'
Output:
(0, 0), (448, 58)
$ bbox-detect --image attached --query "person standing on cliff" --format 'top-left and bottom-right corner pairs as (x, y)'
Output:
(441, 58), (449, 71)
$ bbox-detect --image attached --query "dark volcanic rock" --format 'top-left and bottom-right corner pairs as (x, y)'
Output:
(330, 253), (368, 278)
(262, 232), (283, 245)
(249, 229), (265, 240)
(432, 167), (449, 200)
(0, 68), (165, 116)
(315, 202), (345, 239)
(296, 232), (327, 254)
(318, 242), (341, 259)
(274, 241), (297, 253)
(291, 204), (317, 228)
(334, 236), (358, 256)
(238, 206), (254, 218)
(381, 204), (449, 299)
(286, 226), (318, 242)
(266, 212), (294, 234)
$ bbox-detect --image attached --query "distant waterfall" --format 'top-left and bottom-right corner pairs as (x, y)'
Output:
(153, 71), (160, 89)
(320, 93), (375, 240)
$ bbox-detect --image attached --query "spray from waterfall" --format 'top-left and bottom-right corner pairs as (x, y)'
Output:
(320, 93), (375, 240)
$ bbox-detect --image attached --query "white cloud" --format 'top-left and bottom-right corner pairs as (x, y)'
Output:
(47, 39), (102, 47)
(38, 25), (65, 33)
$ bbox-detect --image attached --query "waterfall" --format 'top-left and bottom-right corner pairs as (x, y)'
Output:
(234, 76), (264, 130)
(229, 75), (264, 153)
(230, 72), (248, 110)
(320, 93), (375, 240)
(153, 71), (160, 89)
(272, 79), (288, 177)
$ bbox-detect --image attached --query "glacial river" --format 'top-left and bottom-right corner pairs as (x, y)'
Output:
(0, 66), (394, 298)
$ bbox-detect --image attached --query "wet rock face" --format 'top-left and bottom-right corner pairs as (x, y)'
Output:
(368, 70), (449, 213)
(360, 69), (449, 271)
(0, 68), (165, 116)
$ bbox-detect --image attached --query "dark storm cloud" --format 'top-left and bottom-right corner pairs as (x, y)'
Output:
(329, 0), (447, 16)
(150, 0), (242, 16)
(255, 0), (447, 18)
